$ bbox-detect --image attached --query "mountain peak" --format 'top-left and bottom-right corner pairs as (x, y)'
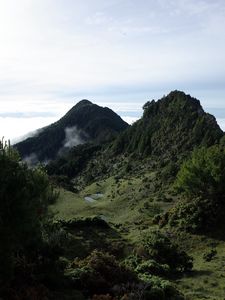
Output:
(75, 99), (93, 108)
(113, 91), (223, 157)
(15, 101), (128, 162)
(166, 90), (202, 108)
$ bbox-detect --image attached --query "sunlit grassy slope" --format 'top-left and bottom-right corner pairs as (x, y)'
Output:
(50, 175), (225, 300)
(174, 235), (225, 300)
(50, 171), (172, 230)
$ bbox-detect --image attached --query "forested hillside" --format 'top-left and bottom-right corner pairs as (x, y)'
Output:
(1, 91), (225, 300)
(112, 90), (223, 157)
(15, 100), (128, 162)
(47, 91), (223, 189)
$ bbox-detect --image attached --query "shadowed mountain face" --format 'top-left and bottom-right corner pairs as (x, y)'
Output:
(46, 91), (224, 184)
(112, 91), (223, 159)
(14, 100), (129, 162)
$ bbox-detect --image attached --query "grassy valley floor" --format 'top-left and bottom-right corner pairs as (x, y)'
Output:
(50, 175), (225, 300)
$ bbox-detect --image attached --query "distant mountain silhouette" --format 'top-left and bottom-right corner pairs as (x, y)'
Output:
(15, 100), (129, 162)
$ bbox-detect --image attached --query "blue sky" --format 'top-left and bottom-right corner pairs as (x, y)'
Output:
(0, 0), (225, 141)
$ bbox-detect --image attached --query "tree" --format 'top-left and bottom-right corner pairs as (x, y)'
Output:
(142, 100), (155, 110)
(0, 140), (56, 282)
(169, 144), (225, 233)
(141, 230), (193, 272)
(175, 145), (225, 200)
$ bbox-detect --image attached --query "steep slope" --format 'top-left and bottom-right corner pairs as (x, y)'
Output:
(48, 91), (224, 185)
(15, 100), (128, 162)
(47, 91), (225, 300)
(112, 90), (223, 159)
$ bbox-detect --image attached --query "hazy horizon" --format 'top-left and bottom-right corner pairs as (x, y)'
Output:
(0, 0), (225, 140)
(4, 93), (224, 144)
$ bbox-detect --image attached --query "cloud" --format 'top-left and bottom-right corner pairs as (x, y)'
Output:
(23, 153), (39, 166)
(63, 126), (87, 148)
(56, 125), (88, 157)
(0, 116), (58, 144)
(0, 112), (56, 118)
(217, 119), (225, 132)
(0, 0), (224, 93)
(85, 11), (113, 25)
(0, 0), (224, 140)
(121, 116), (140, 125)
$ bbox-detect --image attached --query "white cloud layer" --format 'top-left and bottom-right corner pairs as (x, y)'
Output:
(0, 116), (57, 144)
(0, 0), (224, 139)
(121, 116), (140, 125)
(217, 119), (225, 132)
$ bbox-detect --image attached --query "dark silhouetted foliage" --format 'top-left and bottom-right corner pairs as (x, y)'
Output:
(0, 141), (59, 284)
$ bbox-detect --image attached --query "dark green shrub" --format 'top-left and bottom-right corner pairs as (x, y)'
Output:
(70, 250), (183, 299)
(70, 250), (137, 296)
(175, 145), (225, 200)
(135, 260), (170, 277)
(168, 144), (225, 233)
(168, 197), (218, 233)
(138, 275), (182, 300)
(124, 255), (169, 277)
(141, 230), (193, 272)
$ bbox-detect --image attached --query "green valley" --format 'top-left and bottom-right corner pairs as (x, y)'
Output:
(1, 91), (225, 300)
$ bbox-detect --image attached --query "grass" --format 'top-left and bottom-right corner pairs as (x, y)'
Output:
(49, 170), (176, 255)
(63, 221), (125, 260)
(166, 231), (225, 299)
(49, 171), (225, 300)
(176, 240), (225, 299)
(50, 171), (172, 225)
(49, 188), (90, 220)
